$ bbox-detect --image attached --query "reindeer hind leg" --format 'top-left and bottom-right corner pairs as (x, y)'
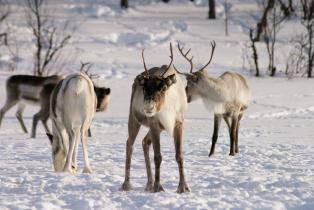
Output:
(16, 103), (28, 133)
(235, 113), (243, 154)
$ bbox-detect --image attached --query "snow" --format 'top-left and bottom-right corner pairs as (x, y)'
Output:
(1, 0), (314, 210)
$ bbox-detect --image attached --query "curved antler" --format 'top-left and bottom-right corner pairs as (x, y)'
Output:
(197, 40), (216, 72)
(161, 42), (174, 77)
(176, 42), (194, 73)
(173, 65), (191, 77)
(80, 61), (91, 72)
(142, 49), (149, 76)
(80, 61), (99, 79)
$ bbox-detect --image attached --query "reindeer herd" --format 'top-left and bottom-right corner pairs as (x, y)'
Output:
(0, 41), (250, 193)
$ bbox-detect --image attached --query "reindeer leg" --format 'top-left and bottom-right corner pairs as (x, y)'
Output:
(229, 115), (238, 156)
(209, 114), (222, 157)
(31, 112), (41, 138)
(42, 116), (51, 135)
(223, 114), (231, 134)
(71, 133), (80, 173)
(174, 122), (190, 193)
(142, 130), (153, 191)
(151, 128), (164, 192)
(87, 128), (92, 137)
(16, 103), (28, 133)
(63, 129), (78, 173)
(121, 114), (141, 191)
(0, 92), (18, 128)
(235, 113), (243, 154)
(81, 128), (92, 173)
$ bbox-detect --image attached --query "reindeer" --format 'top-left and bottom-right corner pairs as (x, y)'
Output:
(33, 82), (110, 139)
(32, 63), (110, 139)
(174, 41), (251, 156)
(0, 75), (63, 137)
(121, 43), (190, 193)
(47, 72), (97, 173)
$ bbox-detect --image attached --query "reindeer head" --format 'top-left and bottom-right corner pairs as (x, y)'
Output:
(94, 86), (111, 112)
(46, 133), (66, 172)
(136, 43), (176, 117)
(174, 41), (216, 103)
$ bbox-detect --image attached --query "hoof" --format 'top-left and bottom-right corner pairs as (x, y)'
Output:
(208, 152), (214, 157)
(145, 181), (154, 192)
(229, 152), (235, 156)
(121, 181), (131, 191)
(83, 167), (93, 174)
(153, 182), (165, 193)
(63, 168), (75, 173)
(176, 182), (191, 193)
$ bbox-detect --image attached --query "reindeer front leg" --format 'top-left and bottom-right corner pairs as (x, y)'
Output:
(142, 130), (153, 191)
(121, 114), (140, 191)
(151, 128), (164, 192)
(209, 114), (222, 157)
(174, 122), (190, 193)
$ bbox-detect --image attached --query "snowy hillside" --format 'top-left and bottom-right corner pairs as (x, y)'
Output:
(0, 1), (314, 210)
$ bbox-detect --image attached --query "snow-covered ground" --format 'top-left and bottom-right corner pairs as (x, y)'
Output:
(0, 1), (314, 209)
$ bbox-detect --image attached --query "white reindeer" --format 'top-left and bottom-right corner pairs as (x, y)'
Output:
(174, 41), (251, 156)
(121, 43), (190, 193)
(0, 75), (63, 138)
(47, 72), (96, 173)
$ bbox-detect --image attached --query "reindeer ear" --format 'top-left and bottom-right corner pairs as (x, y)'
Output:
(46, 133), (53, 144)
(135, 75), (146, 86)
(105, 88), (111, 95)
(165, 74), (176, 86)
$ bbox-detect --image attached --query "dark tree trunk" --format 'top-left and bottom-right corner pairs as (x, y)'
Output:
(308, 24), (313, 78)
(249, 29), (260, 77)
(254, 0), (275, 41)
(208, 0), (216, 19)
(121, 0), (128, 9)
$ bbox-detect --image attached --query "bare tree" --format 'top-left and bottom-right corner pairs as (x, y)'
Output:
(285, 34), (307, 77)
(224, 0), (232, 36)
(0, 0), (9, 46)
(254, 0), (294, 41)
(26, 0), (71, 76)
(208, 0), (216, 19)
(264, 2), (284, 76)
(255, 0), (275, 41)
(249, 29), (260, 77)
(300, 0), (314, 78)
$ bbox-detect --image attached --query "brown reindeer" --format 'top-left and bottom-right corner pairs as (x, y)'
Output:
(121, 43), (190, 193)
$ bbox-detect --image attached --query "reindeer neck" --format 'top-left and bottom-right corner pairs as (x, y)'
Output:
(199, 74), (227, 101)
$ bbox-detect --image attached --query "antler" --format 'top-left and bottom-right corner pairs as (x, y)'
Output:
(142, 49), (149, 76)
(197, 40), (216, 72)
(176, 42), (194, 73)
(161, 42), (174, 77)
(80, 61), (99, 79)
(80, 61), (91, 72)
